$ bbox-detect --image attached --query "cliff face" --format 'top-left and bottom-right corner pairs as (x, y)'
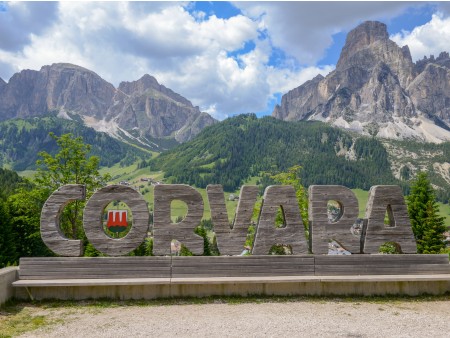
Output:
(273, 21), (450, 143)
(0, 63), (216, 145)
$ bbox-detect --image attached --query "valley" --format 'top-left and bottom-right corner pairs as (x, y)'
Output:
(1, 18), (449, 260)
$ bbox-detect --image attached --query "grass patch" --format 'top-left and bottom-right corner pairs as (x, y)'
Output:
(437, 201), (450, 228)
(3, 293), (450, 310)
(0, 304), (59, 337)
(352, 188), (369, 218)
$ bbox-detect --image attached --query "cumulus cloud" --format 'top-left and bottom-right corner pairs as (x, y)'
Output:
(0, 2), (58, 52)
(391, 13), (450, 61)
(1, 1), (327, 119)
(0, 1), (430, 120)
(235, 1), (412, 64)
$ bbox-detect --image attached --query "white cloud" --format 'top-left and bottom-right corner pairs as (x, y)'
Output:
(268, 65), (335, 95)
(1, 1), (336, 119)
(1, 1), (431, 120)
(391, 13), (450, 61)
(0, 2), (58, 52)
(235, 2), (412, 64)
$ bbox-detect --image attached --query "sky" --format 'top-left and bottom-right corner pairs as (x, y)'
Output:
(1, 1), (450, 120)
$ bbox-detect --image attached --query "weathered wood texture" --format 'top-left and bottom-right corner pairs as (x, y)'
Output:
(83, 185), (149, 256)
(40, 184), (86, 257)
(309, 185), (360, 254)
(252, 185), (309, 255)
(207, 185), (259, 255)
(153, 185), (204, 256)
(171, 256), (315, 277)
(18, 257), (171, 279)
(363, 186), (417, 254)
(17, 255), (449, 281)
(315, 254), (450, 275)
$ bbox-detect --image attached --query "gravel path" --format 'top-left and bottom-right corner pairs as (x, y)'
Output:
(19, 299), (450, 338)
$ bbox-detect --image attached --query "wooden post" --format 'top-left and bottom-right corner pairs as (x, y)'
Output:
(252, 185), (308, 255)
(207, 185), (259, 255)
(153, 184), (204, 256)
(309, 185), (360, 254)
(83, 185), (149, 256)
(40, 184), (85, 256)
(363, 185), (417, 253)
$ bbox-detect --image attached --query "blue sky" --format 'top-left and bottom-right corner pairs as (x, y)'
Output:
(1, 2), (450, 119)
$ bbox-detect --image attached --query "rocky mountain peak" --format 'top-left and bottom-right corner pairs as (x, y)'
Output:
(0, 63), (215, 146)
(118, 74), (192, 107)
(336, 21), (413, 80)
(118, 74), (159, 95)
(273, 20), (450, 143)
(336, 21), (389, 70)
(0, 77), (5, 87)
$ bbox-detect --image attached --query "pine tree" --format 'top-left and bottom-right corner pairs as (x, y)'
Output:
(407, 172), (447, 253)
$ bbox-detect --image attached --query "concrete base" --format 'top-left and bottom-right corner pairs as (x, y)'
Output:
(13, 275), (450, 300)
(0, 267), (18, 306)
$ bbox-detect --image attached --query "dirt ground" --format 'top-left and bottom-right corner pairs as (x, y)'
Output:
(16, 298), (450, 338)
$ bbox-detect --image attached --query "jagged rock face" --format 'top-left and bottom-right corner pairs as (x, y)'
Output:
(110, 75), (215, 142)
(273, 74), (324, 121)
(408, 60), (450, 126)
(273, 21), (450, 143)
(0, 64), (216, 144)
(0, 64), (115, 120)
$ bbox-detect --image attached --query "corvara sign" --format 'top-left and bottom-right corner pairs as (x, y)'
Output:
(40, 184), (417, 257)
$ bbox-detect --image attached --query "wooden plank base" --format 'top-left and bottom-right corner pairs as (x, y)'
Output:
(12, 255), (450, 299)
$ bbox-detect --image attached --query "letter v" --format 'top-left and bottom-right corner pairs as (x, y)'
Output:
(207, 185), (259, 255)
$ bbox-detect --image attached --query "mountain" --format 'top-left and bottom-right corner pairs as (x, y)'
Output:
(149, 114), (401, 192)
(0, 63), (216, 148)
(0, 116), (150, 171)
(273, 21), (450, 143)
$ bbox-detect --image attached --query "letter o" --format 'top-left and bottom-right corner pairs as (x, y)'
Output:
(83, 185), (149, 256)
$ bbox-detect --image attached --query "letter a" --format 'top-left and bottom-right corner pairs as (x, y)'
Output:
(363, 185), (416, 253)
(252, 185), (308, 255)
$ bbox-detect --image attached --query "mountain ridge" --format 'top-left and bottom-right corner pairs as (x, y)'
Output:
(273, 21), (450, 143)
(0, 63), (216, 146)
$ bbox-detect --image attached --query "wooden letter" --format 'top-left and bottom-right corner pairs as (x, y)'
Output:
(153, 184), (204, 255)
(252, 185), (308, 255)
(363, 185), (417, 253)
(83, 185), (149, 256)
(40, 184), (85, 256)
(207, 184), (259, 255)
(309, 185), (360, 254)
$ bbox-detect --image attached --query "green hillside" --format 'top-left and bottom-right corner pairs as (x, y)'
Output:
(149, 114), (401, 192)
(0, 115), (152, 170)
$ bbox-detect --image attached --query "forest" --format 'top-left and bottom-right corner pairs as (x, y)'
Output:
(150, 114), (403, 192)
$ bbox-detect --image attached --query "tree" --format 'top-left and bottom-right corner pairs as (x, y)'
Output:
(7, 187), (53, 259)
(407, 172), (447, 253)
(0, 200), (18, 267)
(34, 133), (110, 240)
